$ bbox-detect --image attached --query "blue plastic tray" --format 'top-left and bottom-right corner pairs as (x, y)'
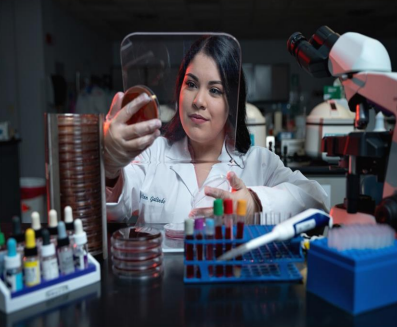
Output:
(184, 225), (304, 283)
(307, 238), (397, 315)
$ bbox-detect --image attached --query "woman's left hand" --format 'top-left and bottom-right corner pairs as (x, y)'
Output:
(189, 171), (261, 218)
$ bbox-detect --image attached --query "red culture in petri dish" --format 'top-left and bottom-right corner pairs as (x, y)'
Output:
(121, 85), (160, 125)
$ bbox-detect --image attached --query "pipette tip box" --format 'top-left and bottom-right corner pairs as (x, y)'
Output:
(0, 253), (100, 314)
(307, 238), (397, 315)
(184, 225), (304, 283)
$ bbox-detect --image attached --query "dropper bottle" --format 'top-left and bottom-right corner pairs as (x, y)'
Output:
(4, 238), (23, 292)
(12, 216), (24, 264)
(23, 228), (41, 287)
(41, 229), (59, 280)
(57, 221), (75, 275)
(31, 211), (42, 247)
(48, 209), (58, 245)
(214, 199), (224, 277)
(73, 219), (88, 270)
(0, 228), (6, 279)
(64, 206), (74, 237)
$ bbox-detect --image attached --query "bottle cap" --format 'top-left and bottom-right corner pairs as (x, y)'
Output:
(205, 218), (215, 235)
(49, 209), (58, 236)
(0, 228), (4, 246)
(24, 229), (38, 256)
(64, 206), (74, 231)
(31, 212), (41, 230)
(237, 199), (247, 216)
(194, 218), (204, 231)
(224, 199), (233, 214)
(73, 219), (87, 245)
(12, 216), (24, 243)
(5, 238), (21, 270)
(213, 199), (224, 216)
(185, 218), (194, 236)
(41, 229), (55, 257)
(57, 221), (70, 247)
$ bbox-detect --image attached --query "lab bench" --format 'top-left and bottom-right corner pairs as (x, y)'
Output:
(1, 224), (396, 327)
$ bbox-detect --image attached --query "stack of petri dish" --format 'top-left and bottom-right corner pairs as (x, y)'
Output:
(111, 226), (163, 279)
(57, 114), (103, 256)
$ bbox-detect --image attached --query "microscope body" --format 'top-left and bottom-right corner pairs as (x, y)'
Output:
(288, 27), (397, 229)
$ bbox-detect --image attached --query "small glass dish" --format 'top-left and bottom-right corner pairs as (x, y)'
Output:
(164, 223), (185, 239)
(111, 226), (162, 250)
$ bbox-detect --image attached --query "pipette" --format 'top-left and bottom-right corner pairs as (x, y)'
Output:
(217, 209), (333, 261)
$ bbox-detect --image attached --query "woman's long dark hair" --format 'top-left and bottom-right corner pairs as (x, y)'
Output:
(164, 35), (251, 154)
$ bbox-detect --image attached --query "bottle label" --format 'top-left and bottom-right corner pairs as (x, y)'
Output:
(74, 246), (88, 270)
(6, 271), (23, 292)
(24, 260), (41, 286)
(42, 257), (60, 280)
(59, 249), (75, 275)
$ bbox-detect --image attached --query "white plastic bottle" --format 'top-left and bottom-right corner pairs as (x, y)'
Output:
(73, 219), (88, 270)
(41, 229), (59, 280)
(57, 222), (75, 275)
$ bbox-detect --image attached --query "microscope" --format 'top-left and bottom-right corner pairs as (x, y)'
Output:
(287, 26), (397, 230)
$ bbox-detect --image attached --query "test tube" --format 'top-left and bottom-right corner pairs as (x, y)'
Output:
(205, 218), (215, 277)
(214, 199), (224, 277)
(184, 219), (194, 279)
(194, 218), (204, 278)
(235, 200), (247, 278)
(224, 199), (234, 277)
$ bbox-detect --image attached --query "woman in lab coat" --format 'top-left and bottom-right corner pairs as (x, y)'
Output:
(105, 35), (329, 223)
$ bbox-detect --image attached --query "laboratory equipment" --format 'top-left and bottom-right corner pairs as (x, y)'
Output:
(73, 219), (89, 270)
(287, 26), (397, 227)
(121, 85), (159, 125)
(218, 209), (332, 261)
(307, 231), (397, 314)
(305, 100), (355, 163)
(111, 227), (163, 279)
(184, 224), (304, 283)
(40, 229), (59, 281)
(45, 113), (107, 257)
(246, 103), (266, 147)
(23, 229), (41, 287)
(57, 222), (75, 275)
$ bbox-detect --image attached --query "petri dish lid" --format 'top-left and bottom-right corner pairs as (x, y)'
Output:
(164, 223), (185, 239)
(191, 174), (231, 209)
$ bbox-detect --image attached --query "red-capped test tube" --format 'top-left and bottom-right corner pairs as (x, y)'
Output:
(224, 199), (234, 277)
(213, 199), (224, 277)
(184, 219), (194, 279)
(194, 218), (204, 278)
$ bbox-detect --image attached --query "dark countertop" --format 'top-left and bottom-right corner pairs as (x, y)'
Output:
(1, 251), (396, 327)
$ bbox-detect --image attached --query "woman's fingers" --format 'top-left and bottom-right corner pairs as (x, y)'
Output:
(122, 119), (162, 140)
(114, 93), (151, 124)
(123, 130), (160, 153)
(106, 92), (124, 121)
(227, 171), (246, 192)
(204, 186), (232, 200)
(189, 207), (213, 218)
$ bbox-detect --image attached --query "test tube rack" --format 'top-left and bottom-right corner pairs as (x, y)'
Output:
(184, 225), (304, 283)
(0, 253), (100, 314)
(307, 238), (397, 315)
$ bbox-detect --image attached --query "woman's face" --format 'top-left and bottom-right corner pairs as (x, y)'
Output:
(179, 52), (228, 146)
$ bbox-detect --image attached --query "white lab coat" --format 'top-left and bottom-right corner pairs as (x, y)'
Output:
(106, 137), (329, 223)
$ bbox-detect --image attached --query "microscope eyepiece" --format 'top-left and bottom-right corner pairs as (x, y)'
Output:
(287, 26), (339, 78)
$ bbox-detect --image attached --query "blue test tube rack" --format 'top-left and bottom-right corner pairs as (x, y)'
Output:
(307, 238), (397, 315)
(0, 253), (100, 314)
(184, 225), (304, 283)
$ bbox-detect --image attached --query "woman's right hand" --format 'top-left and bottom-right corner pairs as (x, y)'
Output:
(104, 92), (162, 180)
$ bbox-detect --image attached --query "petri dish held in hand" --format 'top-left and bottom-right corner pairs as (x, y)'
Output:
(121, 85), (160, 125)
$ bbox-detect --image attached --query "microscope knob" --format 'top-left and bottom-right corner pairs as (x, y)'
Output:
(375, 194), (397, 231)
